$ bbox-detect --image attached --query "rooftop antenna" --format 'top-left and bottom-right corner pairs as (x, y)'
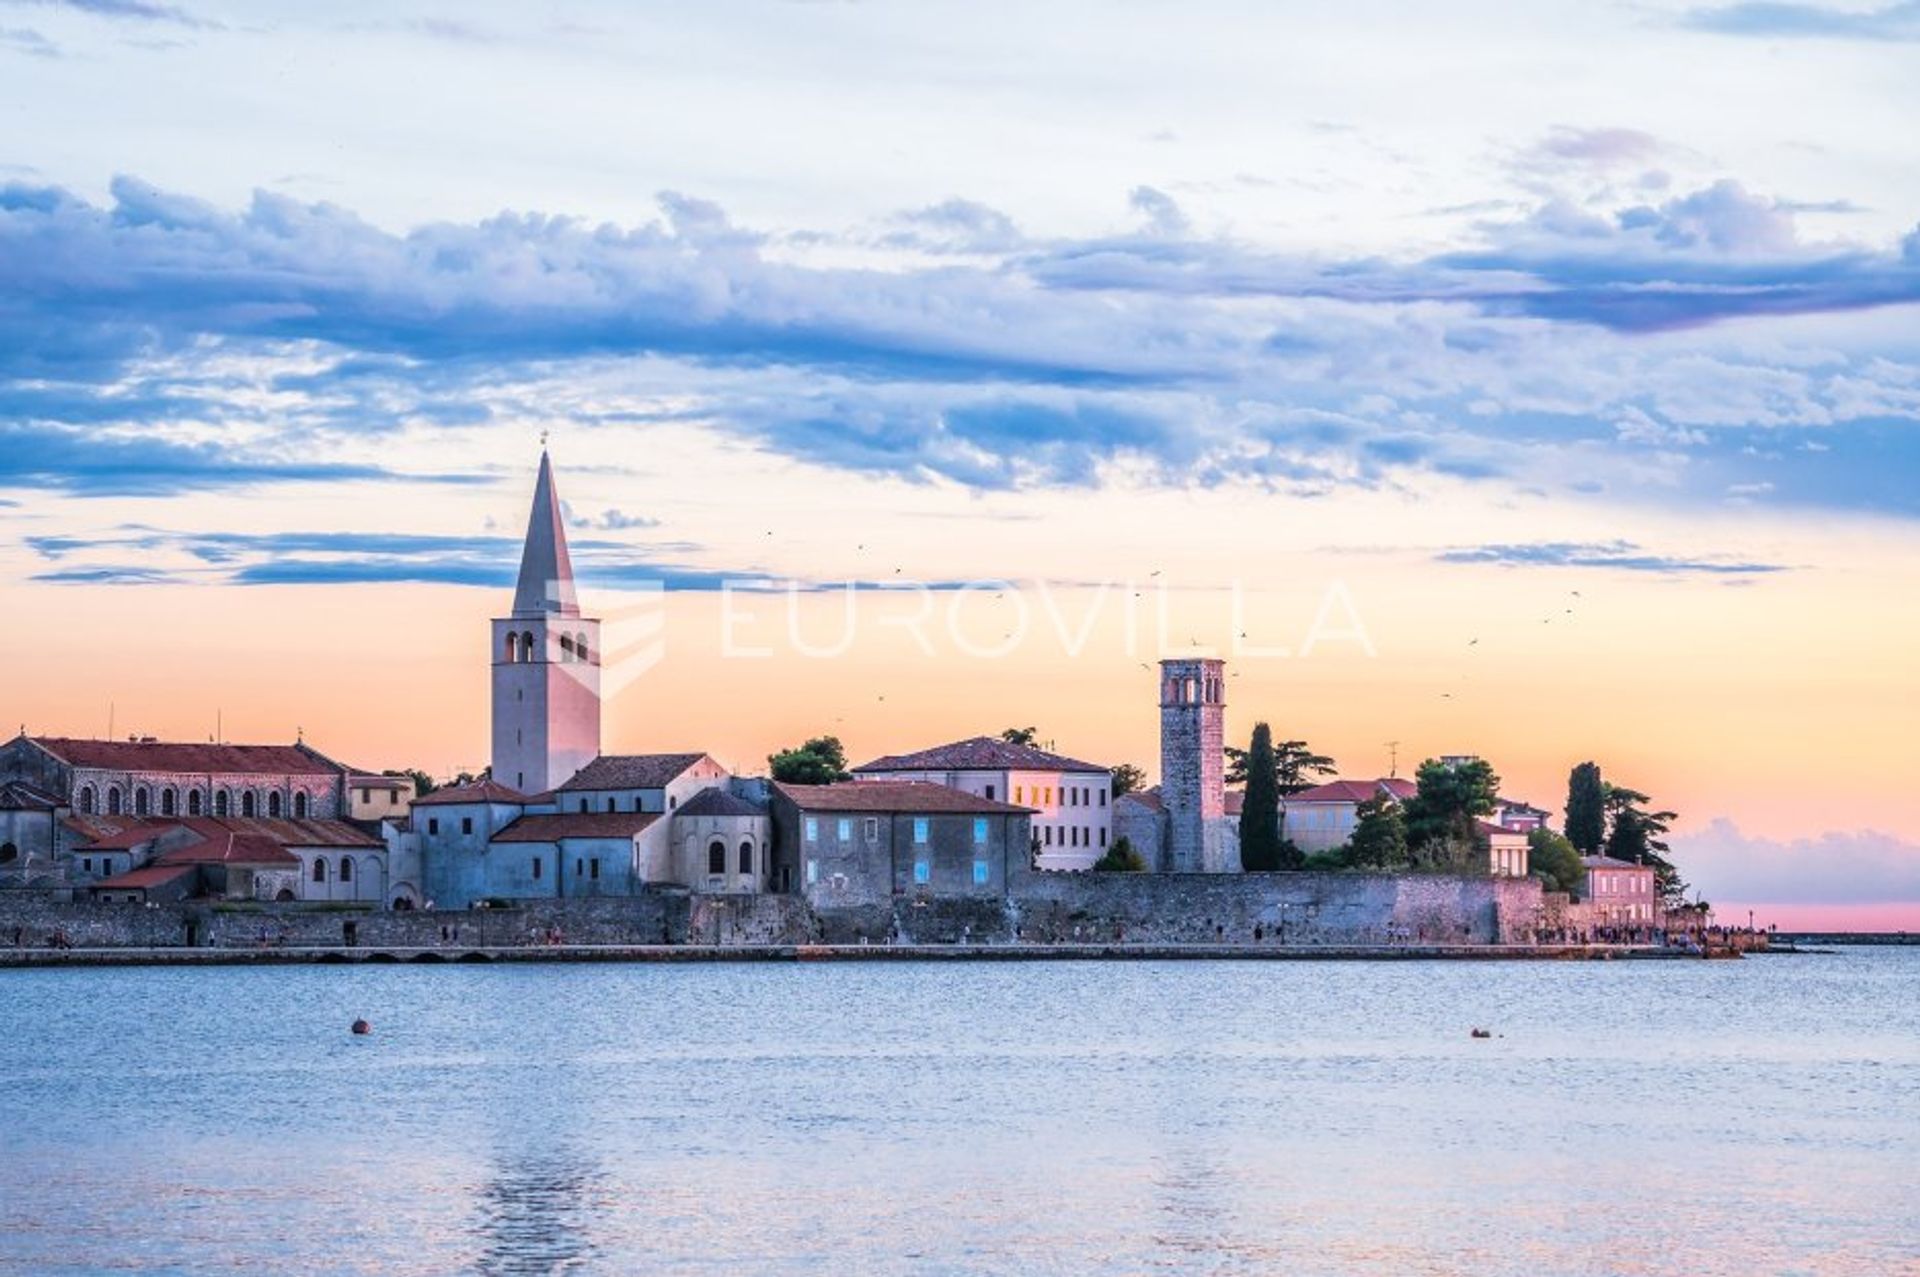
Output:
(540, 427), (550, 450)
(1384, 739), (1400, 778)
(216, 708), (222, 745)
(107, 702), (115, 741)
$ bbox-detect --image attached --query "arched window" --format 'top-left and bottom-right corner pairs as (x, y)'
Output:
(738, 840), (753, 875)
(520, 630), (535, 662)
(241, 791), (257, 818)
(575, 632), (589, 662)
(106, 786), (122, 816)
(214, 790), (230, 817)
(134, 787), (150, 816)
(0, 843), (17, 865)
(313, 857), (328, 883)
(339, 857), (353, 883)
(160, 788), (176, 817)
(187, 790), (203, 816)
(559, 635), (575, 662)
(293, 792), (309, 819)
(78, 785), (95, 814)
(708, 840), (726, 875)
(504, 632), (519, 662)
(267, 792), (282, 818)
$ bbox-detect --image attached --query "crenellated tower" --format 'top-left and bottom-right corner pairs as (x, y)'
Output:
(490, 451), (601, 794)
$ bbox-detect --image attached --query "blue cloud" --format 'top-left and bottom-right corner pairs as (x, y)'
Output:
(1436, 540), (1789, 575)
(1681, 1), (1920, 40)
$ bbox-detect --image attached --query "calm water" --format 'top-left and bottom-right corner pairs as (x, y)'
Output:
(1, 951), (1916, 1276)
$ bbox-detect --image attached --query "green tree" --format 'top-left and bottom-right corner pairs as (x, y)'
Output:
(1347, 795), (1409, 870)
(1093, 837), (1146, 872)
(390, 768), (435, 797)
(1565, 761), (1606, 855)
(1527, 827), (1584, 896)
(1603, 784), (1684, 900)
(768, 736), (851, 785)
(1402, 756), (1500, 855)
(1109, 763), (1146, 799)
(1238, 724), (1284, 871)
(1224, 739), (1337, 794)
(1000, 727), (1039, 746)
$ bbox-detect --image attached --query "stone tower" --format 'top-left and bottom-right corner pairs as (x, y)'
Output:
(491, 452), (601, 795)
(1159, 656), (1225, 873)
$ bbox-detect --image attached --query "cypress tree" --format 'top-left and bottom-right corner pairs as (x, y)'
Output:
(1565, 761), (1605, 855)
(1239, 722), (1283, 871)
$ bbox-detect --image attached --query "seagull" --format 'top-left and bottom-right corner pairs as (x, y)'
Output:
(1150, 569), (1162, 577)
(1468, 638), (1478, 646)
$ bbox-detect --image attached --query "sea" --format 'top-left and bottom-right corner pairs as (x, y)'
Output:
(1, 949), (1915, 1276)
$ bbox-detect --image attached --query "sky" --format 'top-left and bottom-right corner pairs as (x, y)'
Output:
(1, 0), (1917, 927)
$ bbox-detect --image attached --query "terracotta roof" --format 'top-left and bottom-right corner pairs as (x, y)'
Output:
(1115, 788), (1163, 813)
(1286, 778), (1416, 805)
(92, 864), (195, 891)
(855, 736), (1110, 776)
(159, 831), (300, 867)
(29, 737), (341, 776)
(412, 779), (529, 807)
(774, 780), (1032, 815)
(677, 787), (765, 818)
(492, 812), (659, 842)
(75, 816), (379, 853)
(1476, 819), (1526, 840)
(558, 754), (708, 791)
(0, 780), (63, 811)
(347, 774), (412, 790)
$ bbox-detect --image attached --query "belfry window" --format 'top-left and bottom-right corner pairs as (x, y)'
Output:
(560, 635), (575, 662)
(575, 632), (589, 662)
(520, 630), (535, 662)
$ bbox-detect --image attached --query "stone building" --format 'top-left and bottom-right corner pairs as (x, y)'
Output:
(74, 815), (386, 904)
(1580, 854), (1658, 925)
(0, 735), (353, 824)
(491, 450), (601, 796)
(1282, 778), (1418, 854)
(768, 780), (1032, 911)
(0, 780), (66, 889)
(1159, 657), (1230, 872)
(851, 736), (1113, 871)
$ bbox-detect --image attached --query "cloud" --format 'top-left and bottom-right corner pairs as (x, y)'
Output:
(1, 25), (57, 54)
(881, 198), (1024, 254)
(1528, 126), (1663, 168)
(1435, 540), (1789, 575)
(4, 0), (212, 27)
(0, 421), (485, 495)
(1128, 185), (1190, 237)
(1680, 1), (1920, 41)
(1674, 819), (1920, 904)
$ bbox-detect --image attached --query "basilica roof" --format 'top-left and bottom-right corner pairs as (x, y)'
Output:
(30, 737), (343, 776)
(558, 753), (709, 791)
(492, 812), (659, 842)
(676, 787), (765, 818)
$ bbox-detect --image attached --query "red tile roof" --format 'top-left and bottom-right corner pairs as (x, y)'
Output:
(1286, 778), (1417, 805)
(0, 780), (63, 811)
(1116, 788), (1164, 813)
(1581, 855), (1654, 871)
(492, 812), (659, 842)
(159, 832), (300, 867)
(855, 736), (1110, 776)
(413, 779), (530, 807)
(1476, 819), (1526, 840)
(30, 737), (342, 776)
(677, 787), (766, 818)
(72, 815), (378, 854)
(774, 780), (1032, 815)
(557, 754), (709, 791)
(92, 864), (195, 891)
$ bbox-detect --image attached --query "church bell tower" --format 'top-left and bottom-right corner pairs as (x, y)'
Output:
(491, 451), (601, 794)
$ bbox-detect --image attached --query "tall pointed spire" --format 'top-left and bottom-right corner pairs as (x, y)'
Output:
(511, 451), (579, 617)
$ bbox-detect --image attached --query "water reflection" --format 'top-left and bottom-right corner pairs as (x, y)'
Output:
(471, 1147), (607, 1276)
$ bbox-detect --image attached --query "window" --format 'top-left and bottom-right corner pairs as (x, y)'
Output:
(428, 818), (440, 836)
(708, 840), (726, 875)
(187, 790), (202, 816)
(313, 858), (328, 883)
(268, 792), (282, 818)
(579, 799), (590, 813)
(1014, 787), (1023, 804)
(82, 858), (92, 873)
(1100, 829), (1108, 847)
(1099, 790), (1106, 807)
(294, 792), (309, 819)
(134, 787), (149, 816)
(863, 817), (878, 840)
(214, 790), (229, 817)
(78, 785), (95, 814)
(973, 817), (988, 845)
(973, 860), (989, 886)
(339, 858), (353, 883)
(985, 785), (995, 800)
(805, 858), (818, 886)
(804, 817), (819, 843)
(837, 818), (852, 842)
(914, 859), (930, 885)
(589, 858), (600, 881)
(575, 632), (589, 662)
(560, 635), (575, 662)
(160, 789), (176, 817)
(606, 798), (617, 813)
(107, 786), (122, 816)
(532, 857), (543, 880)
(241, 791), (256, 818)
(462, 817), (473, 836)
(913, 817), (929, 844)
(520, 629), (534, 662)
(738, 841), (753, 875)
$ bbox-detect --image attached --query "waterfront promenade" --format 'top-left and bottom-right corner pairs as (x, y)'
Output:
(1, 940), (1691, 967)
